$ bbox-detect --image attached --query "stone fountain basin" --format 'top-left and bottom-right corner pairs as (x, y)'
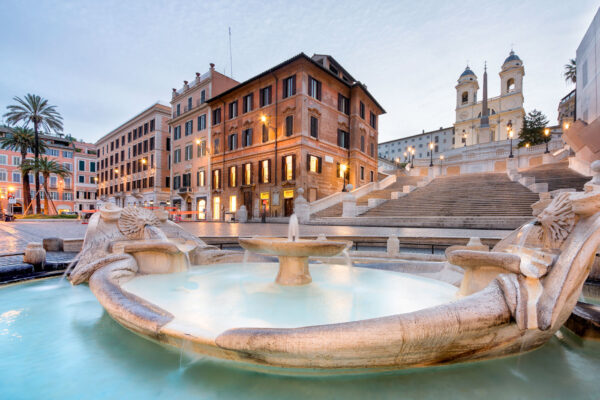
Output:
(239, 237), (350, 257)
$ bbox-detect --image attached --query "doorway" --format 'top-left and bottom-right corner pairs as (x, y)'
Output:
(243, 191), (252, 216)
(284, 198), (294, 217)
(197, 197), (207, 220)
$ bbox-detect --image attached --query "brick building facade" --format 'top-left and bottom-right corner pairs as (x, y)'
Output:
(206, 53), (384, 220)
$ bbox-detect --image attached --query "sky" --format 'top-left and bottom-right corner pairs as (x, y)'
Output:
(0, 0), (597, 144)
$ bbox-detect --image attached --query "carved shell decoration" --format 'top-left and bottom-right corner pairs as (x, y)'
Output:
(537, 192), (575, 249)
(117, 207), (161, 240)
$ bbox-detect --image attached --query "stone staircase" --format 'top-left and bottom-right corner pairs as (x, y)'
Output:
(312, 174), (422, 218)
(520, 161), (589, 192)
(361, 173), (539, 218)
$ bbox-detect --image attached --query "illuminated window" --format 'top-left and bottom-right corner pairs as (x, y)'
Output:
(212, 169), (221, 189)
(284, 155), (294, 181)
(261, 160), (270, 183)
(229, 195), (237, 212)
(213, 196), (220, 220)
(243, 163), (252, 185)
(229, 166), (237, 187)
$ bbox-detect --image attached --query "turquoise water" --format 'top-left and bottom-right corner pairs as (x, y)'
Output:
(122, 263), (458, 338)
(1, 278), (599, 399)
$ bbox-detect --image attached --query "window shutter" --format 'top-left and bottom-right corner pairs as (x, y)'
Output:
(337, 130), (342, 147)
(292, 154), (296, 180)
(317, 81), (321, 100)
(250, 94), (254, 110)
(318, 156), (322, 173)
(336, 163), (340, 178)
(306, 154), (311, 171)
(268, 86), (272, 105)
(281, 156), (286, 181)
(268, 159), (272, 183)
(308, 77), (312, 97)
(292, 75), (296, 95)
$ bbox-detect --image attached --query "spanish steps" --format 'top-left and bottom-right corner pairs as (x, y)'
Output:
(520, 161), (589, 192)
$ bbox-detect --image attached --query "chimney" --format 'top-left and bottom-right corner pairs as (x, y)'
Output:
(210, 63), (215, 70)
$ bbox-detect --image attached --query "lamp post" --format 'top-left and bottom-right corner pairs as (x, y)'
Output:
(440, 154), (444, 171)
(429, 142), (434, 167)
(507, 122), (514, 158)
(410, 148), (415, 168)
(340, 163), (348, 192)
(544, 128), (550, 153)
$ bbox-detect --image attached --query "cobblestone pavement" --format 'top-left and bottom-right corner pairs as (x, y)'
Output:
(0, 220), (511, 256)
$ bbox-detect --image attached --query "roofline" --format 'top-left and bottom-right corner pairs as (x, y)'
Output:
(207, 52), (385, 113)
(378, 127), (455, 145)
(95, 102), (171, 145)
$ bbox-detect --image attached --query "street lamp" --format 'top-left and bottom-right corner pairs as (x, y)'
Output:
(429, 142), (434, 167)
(440, 154), (444, 170)
(507, 122), (514, 158)
(340, 163), (348, 192)
(410, 148), (415, 168)
(544, 128), (550, 153)
(403, 151), (407, 162)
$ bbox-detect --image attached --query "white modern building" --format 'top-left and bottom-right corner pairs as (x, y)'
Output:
(378, 127), (454, 163)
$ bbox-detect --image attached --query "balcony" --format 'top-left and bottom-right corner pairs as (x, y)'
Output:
(178, 186), (192, 194)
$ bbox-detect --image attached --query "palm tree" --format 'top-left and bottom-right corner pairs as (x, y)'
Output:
(3, 94), (64, 213)
(0, 127), (47, 213)
(564, 59), (576, 84)
(29, 157), (71, 215)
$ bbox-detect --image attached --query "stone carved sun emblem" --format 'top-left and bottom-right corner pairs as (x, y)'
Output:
(117, 207), (161, 240)
(537, 192), (575, 249)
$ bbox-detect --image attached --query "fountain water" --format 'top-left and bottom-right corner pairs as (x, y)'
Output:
(288, 214), (299, 242)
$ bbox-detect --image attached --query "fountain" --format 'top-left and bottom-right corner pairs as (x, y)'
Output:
(56, 163), (600, 375)
(238, 214), (350, 285)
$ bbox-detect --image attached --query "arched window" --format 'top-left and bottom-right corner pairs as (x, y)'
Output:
(507, 78), (515, 93)
(461, 91), (468, 104)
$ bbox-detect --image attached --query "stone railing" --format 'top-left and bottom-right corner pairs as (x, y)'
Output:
(309, 174), (396, 215)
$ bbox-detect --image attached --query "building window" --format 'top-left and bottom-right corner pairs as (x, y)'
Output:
(228, 133), (238, 151)
(336, 163), (349, 179)
(213, 196), (220, 220)
(174, 149), (181, 163)
(242, 129), (253, 147)
(282, 155), (295, 181)
(260, 159), (270, 183)
(12, 156), (21, 166)
(213, 138), (220, 154)
(200, 90), (206, 104)
(185, 144), (193, 161)
(337, 130), (350, 149)
(370, 142), (375, 157)
(307, 155), (322, 173)
(310, 116), (318, 138)
(197, 140), (206, 157)
(149, 137), (155, 151)
(63, 151), (73, 158)
(506, 78), (515, 93)
(260, 85), (272, 107)
(63, 192), (73, 201)
(338, 94), (350, 115)
(187, 97), (192, 111)
(176, 104), (181, 116)
(0, 169), (7, 181)
(229, 195), (237, 212)
(212, 108), (221, 125)
(174, 126), (181, 140)
(243, 93), (253, 113)
(0, 155), (7, 166)
(197, 169), (205, 187)
(360, 166), (365, 180)
(308, 76), (321, 100)
(285, 115), (293, 137)
(283, 75), (296, 98)
(78, 175), (84, 183)
(12, 171), (21, 183)
(229, 101), (238, 119)
(462, 91), (468, 104)
(182, 173), (191, 188)
(90, 162), (96, 172)
(262, 124), (268, 142)
(185, 120), (193, 136)
(243, 163), (252, 185)
(198, 114), (206, 131)
(370, 171), (374, 182)
(360, 101), (365, 119)
(228, 166), (237, 187)
(212, 169), (221, 189)
(150, 119), (155, 132)
(360, 136), (365, 152)
(370, 112), (377, 129)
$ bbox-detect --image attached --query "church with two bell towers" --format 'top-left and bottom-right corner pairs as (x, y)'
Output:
(453, 50), (525, 148)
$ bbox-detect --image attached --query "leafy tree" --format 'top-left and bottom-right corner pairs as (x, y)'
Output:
(518, 109), (549, 148)
(3, 94), (63, 213)
(564, 59), (576, 84)
(0, 127), (46, 213)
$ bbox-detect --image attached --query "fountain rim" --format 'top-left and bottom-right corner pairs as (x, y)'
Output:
(238, 237), (351, 257)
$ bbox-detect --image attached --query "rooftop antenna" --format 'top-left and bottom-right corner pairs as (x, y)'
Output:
(228, 27), (233, 78)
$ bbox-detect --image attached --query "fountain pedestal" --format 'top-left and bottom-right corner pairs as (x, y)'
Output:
(276, 256), (312, 285)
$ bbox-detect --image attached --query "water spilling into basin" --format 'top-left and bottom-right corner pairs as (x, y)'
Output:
(1, 278), (599, 399)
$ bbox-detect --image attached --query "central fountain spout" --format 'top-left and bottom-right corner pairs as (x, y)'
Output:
(239, 214), (350, 285)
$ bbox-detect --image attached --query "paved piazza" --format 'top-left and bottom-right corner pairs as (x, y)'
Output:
(0, 220), (511, 255)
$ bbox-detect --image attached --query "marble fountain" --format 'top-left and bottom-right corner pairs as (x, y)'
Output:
(62, 169), (600, 376)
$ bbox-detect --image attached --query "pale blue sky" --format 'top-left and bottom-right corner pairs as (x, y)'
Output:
(0, 0), (597, 143)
